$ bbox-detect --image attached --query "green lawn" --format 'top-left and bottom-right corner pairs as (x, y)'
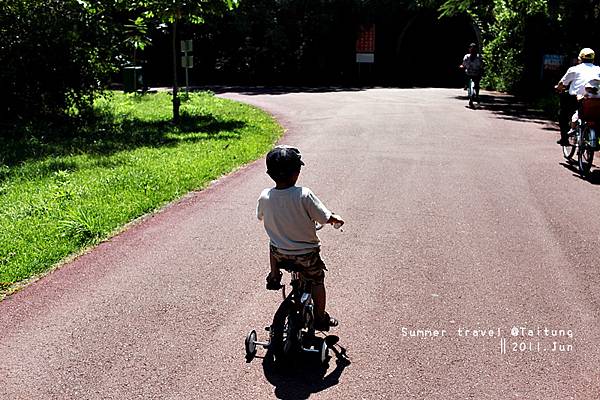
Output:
(0, 91), (282, 295)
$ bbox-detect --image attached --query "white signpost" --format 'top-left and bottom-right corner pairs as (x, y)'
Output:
(180, 40), (193, 97)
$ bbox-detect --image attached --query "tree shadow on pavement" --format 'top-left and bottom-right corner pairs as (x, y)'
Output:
(455, 92), (559, 129)
(203, 85), (369, 96)
(261, 338), (351, 400)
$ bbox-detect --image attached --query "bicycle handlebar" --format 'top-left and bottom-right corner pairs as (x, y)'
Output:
(315, 213), (344, 231)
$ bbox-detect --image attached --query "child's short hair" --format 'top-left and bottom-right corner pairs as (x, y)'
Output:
(266, 145), (304, 180)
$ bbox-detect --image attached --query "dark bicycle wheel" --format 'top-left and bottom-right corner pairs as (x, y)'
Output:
(562, 140), (576, 160)
(283, 310), (304, 357)
(578, 125), (595, 176)
(563, 145), (576, 160)
(270, 298), (300, 361)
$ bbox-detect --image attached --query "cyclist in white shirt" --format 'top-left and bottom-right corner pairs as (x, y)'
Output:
(555, 48), (600, 145)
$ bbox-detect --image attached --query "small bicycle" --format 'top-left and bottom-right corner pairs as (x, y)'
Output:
(245, 221), (342, 365)
(245, 264), (331, 365)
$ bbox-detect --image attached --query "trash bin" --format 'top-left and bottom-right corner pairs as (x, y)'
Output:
(123, 66), (143, 93)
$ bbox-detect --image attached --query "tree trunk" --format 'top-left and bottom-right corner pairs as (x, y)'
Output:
(172, 18), (180, 124)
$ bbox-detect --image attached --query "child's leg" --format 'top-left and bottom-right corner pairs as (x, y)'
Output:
(297, 249), (337, 328)
(312, 282), (326, 322)
(269, 252), (280, 278)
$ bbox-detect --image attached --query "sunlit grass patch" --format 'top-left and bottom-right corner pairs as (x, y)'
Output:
(0, 91), (282, 295)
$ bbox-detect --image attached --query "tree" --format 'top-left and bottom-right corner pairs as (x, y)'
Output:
(123, 0), (239, 123)
(0, 0), (123, 125)
(437, 0), (550, 93)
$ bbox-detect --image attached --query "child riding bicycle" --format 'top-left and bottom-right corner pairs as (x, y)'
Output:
(256, 145), (344, 331)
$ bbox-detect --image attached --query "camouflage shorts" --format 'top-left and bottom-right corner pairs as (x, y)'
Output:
(270, 245), (326, 286)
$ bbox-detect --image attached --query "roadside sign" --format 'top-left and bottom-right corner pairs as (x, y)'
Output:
(180, 39), (194, 96)
(356, 53), (375, 63)
(543, 54), (566, 71)
(181, 56), (194, 68)
(181, 40), (193, 53)
(541, 54), (567, 80)
(356, 24), (375, 64)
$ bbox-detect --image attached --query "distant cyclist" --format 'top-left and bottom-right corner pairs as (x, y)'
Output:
(459, 43), (484, 108)
(555, 47), (600, 145)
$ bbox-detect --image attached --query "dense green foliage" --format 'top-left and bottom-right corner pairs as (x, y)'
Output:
(438, 0), (600, 95)
(0, 0), (122, 122)
(0, 0), (238, 125)
(121, 0), (239, 122)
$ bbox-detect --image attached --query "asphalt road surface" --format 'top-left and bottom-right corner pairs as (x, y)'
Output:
(1, 88), (600, 399)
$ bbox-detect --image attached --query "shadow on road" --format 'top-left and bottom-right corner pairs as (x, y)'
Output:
(584, 169), (600, 184)
(260, 339), (351, 400)
(558, 161), (600, 184)
(454, 92), (557, 127)
(203, 85), (369, 96)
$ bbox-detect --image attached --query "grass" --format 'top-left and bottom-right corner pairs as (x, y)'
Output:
(0, 91), (283, 295)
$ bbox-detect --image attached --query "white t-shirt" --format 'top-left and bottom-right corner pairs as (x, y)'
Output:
(257, 186), (332, 254)
(559, 62), (600, 97)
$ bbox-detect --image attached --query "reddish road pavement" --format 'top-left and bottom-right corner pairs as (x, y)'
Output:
(1, 88), (600, 399)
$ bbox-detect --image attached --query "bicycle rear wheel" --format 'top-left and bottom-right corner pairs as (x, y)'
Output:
(578, 126), (595, 176)
(270, 298), (300, 361)
(562, 143), (576, 160)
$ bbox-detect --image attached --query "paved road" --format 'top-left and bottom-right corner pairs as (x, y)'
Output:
(1, 88), (600, 399)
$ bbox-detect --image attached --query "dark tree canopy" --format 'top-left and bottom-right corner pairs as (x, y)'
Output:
(0, 0), (123, 124)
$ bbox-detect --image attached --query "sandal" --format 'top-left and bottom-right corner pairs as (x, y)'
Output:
(314, 312), (339, 331)
(265, 272), (283, 291)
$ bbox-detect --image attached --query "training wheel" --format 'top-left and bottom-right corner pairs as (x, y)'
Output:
(245, 330), (257, 358)
(320, 339), (329, 364)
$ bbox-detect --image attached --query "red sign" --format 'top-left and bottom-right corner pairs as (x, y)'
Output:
(356, 25), (375, 53)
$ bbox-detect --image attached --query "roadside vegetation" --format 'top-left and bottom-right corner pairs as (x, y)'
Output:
(0, 91), (282, 295)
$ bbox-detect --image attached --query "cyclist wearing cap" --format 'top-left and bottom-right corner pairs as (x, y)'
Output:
(459, 43), (484, 107)
(555, 47), (600, 145)
(256, 145), (344, 331)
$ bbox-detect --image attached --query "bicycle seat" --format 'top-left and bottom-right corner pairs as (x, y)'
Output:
(278, 260), (302, 273)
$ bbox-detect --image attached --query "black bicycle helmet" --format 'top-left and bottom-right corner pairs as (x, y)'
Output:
(266, 145), (305, 179)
